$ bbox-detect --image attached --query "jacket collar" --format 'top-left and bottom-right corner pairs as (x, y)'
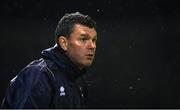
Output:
(41, 44), (87, 82)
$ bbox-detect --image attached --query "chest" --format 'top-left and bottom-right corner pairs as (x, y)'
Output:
(53, 81), (85, 108)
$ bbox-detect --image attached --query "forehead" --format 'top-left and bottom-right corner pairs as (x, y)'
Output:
(72, 24), (97, 37)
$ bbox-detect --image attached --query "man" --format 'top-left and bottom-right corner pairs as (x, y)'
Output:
(1, 12), (97, 108)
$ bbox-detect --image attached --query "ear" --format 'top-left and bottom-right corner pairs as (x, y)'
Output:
(58, 36), (68, 51)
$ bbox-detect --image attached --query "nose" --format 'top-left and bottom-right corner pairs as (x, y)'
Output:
(88, 40), (96, 50)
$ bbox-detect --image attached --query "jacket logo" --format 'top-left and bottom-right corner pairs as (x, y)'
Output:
(59, 86), (66, 96)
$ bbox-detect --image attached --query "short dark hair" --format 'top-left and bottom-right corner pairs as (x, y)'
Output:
(55, 12), (97, 44)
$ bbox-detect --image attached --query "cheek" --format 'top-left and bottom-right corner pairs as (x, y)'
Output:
(74, 48), (85, 58)
(69, 41), (85, 55)
(69, 45), (85, 59)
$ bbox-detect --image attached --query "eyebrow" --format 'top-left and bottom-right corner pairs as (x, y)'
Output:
(80, 34), (97, 39)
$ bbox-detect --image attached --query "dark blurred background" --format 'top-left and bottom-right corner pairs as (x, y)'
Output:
(1, 0), (180, 108)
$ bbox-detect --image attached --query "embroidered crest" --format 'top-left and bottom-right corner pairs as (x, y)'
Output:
(59, 86), (66, 96)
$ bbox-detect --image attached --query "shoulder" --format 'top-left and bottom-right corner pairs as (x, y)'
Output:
(8, 58), (58, 99)
(3, 59), (57, 108)
(11, 58), (54, 88)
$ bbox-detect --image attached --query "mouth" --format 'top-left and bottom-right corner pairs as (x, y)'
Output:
(86, 54), (94, 60)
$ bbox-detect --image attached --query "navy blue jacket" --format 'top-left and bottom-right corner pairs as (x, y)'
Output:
(1, 44), (88, 108)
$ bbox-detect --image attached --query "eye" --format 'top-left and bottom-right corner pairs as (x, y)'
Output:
(92, 38), (97, 43)
(80, 37), (88, 42)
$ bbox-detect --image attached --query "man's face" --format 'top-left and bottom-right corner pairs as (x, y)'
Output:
(65, 24), (97, 69)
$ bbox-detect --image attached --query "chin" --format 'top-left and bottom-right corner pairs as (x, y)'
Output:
(79, 60), (93, 68)
(84, 62), (92, 67)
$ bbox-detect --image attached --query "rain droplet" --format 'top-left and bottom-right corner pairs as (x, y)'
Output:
(161, 25), (164, 31)
(102, 29), (106, 33)
(108, 0), (111, 4)
(129, 86), (133, 90)
(129, 45), (132, 48)
(88, 83), (92, 86)
(97, 9), (104, 13)
(102, 48), (105, 52)
(137, 77), (141, 81)
(19, 5), (23, 9)
(136, 28), (139, 32)
(43, 17), (47, 21)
